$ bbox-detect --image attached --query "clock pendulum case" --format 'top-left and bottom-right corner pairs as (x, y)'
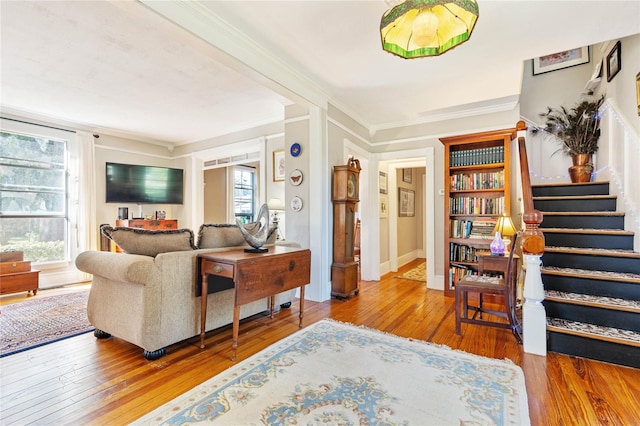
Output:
(331, 158), (361, 298)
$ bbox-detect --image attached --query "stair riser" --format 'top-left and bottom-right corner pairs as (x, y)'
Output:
(534, 198), (617, 212)
(542, 252), (640, 275)
(540, 215), (625, 230)
(543, 233), (634, 250)
(545, 301), (640, 332)
(547, 331), (640, 369)
(543, 274), (640, 301)
(532, 183), (610, 197)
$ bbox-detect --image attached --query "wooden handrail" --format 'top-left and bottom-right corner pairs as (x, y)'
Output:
(516, 121), (545, 255)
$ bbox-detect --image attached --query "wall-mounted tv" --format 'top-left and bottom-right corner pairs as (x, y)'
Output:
(106, 162), (184, 204)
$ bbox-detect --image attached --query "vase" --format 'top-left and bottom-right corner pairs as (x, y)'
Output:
(568, 154), (593, 183)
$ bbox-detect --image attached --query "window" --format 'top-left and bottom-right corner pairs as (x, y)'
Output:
(233, 167), (255, 223)
(0, 129), (69, 263)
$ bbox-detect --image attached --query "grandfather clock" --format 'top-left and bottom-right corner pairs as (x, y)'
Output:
(331, 158), (361, 298)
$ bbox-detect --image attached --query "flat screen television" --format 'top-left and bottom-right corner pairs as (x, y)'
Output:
(106, 162), (184, 204)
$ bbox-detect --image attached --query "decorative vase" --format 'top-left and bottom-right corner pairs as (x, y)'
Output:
(568, 154), (593, 183)
(490, 231), (505, 256)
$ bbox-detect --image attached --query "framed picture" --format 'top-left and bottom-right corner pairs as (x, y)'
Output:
(273, 150), (285, 181)
(379, 194), (389, 218)
(532, 46), (590, 75)
(398, 188), (415, 217)
(606, 41), (621, 82)
(379, 171), (388, 194)
(402, 168), (412, 184)
(636, 72), (640, 116)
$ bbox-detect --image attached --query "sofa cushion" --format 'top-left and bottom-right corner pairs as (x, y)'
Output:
(197, 223), (277, 249)
(101, 225), (196, 257)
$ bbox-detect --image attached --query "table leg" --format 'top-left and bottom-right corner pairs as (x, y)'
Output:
(269, 296), (275, 318)
(298, 285), (305, 327)
(232, 304), (240, 361)
(200, 273), (207, 349)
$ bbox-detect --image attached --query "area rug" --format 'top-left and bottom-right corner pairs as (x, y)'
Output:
(395, 261), (426, 282)
(135, 319), (529, 425)
(0, 290), (93, 357)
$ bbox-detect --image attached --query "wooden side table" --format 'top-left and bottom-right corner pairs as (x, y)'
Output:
(198, 246), (311, 361)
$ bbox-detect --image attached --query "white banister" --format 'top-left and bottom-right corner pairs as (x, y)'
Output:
(523, 254), (547, 355)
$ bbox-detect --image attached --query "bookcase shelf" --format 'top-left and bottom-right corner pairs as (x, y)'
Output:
(440, 127), (517, 297)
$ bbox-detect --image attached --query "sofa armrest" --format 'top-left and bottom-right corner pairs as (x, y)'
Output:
(75, 251), (154, 285)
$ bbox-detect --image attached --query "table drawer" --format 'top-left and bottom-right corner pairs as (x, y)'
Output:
(201, 260), (234, 279)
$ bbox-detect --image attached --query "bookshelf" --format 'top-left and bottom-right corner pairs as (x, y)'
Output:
(440, 127), (517, 297)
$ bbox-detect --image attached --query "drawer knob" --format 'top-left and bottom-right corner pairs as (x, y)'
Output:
(289, 261), (295, 271)
(214, 265), (223, 273)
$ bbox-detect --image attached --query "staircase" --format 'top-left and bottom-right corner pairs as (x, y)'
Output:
(532, 181), (640, 368)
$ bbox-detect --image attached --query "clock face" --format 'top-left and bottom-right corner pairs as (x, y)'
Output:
(347, 173), (357, 198)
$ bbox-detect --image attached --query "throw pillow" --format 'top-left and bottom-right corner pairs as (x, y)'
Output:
(197, 223), (277, 249)
(101, 225), (196, 257)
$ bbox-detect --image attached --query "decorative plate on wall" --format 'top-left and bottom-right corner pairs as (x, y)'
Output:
(291, 196), (303, 212)
(289, 169), (303, 186)
(290, 142), (301, 157)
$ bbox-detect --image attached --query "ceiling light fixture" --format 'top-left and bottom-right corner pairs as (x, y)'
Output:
(380, 0), (479, 59)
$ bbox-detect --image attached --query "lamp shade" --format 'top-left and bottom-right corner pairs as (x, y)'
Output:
(267, 198), (285, 211)
(493, 215), (517, 238)
(380, 0), (479, 58)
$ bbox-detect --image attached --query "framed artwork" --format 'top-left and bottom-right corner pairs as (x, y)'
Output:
(606, 41), (621, 82)
(379, 194), (389, 218)
(402, 168), (412, 184)
(636, 72), (640, 116)
(379, 171), (388, 194)
(273, 150), (285, 181)
(532, 46), (589, 75)
(398, 188), (415, 217)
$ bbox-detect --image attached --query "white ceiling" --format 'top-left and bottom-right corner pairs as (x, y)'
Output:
(1, 1), (639, 146)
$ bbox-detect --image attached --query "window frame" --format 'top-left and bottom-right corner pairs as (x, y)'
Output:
(0, 119), (76, 269)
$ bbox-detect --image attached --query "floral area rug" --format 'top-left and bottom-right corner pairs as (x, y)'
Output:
(0, 290), (93, 357)
(395, 261), (426, 282)
(135, 319), (530, 425)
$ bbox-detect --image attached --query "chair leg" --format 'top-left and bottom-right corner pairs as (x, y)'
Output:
(455, 288), (461, 335)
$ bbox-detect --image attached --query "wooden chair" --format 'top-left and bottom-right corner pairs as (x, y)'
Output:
(455, 232), (522, 343)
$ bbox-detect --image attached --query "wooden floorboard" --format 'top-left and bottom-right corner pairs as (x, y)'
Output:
(2, 259), (640, 425)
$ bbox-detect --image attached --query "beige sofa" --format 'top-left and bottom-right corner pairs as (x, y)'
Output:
(75, 224), (296, 360)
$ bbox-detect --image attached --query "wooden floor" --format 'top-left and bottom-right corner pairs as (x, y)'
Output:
(2, 259), (639, 425)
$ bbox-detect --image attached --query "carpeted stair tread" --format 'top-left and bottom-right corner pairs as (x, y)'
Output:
(534, 195), (617, 201)
(547, 318), (640, 347)
(545, 246), (640, 258)
(541, 266), (640, 283)
(541, 211), (625, 217)
(540, 228), (634, 236)
(545, 290), (640, 313)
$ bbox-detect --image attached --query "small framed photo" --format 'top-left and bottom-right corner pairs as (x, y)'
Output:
(398, 188), (415, 217)
(273, 150), (285, 182)
(606, 41), (621, 82)
(379, 194), (389, 218)
(402, 168), (412, 184)
(379, 171), (388, 194)
(532, 46), (589, 75)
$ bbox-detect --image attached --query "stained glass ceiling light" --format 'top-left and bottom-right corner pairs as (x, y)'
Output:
(380, 0), (479, 59)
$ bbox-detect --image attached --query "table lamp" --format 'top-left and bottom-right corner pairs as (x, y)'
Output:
(490, 215), (517, 256)
(267, 198), (285, 240)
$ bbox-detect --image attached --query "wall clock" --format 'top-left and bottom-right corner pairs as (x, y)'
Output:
(289, 169), (303, 186)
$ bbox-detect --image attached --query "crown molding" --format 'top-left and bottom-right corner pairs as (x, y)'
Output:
(141, 0), (330, 111)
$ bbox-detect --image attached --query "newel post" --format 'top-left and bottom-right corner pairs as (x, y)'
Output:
(516, 121), (547, 356)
